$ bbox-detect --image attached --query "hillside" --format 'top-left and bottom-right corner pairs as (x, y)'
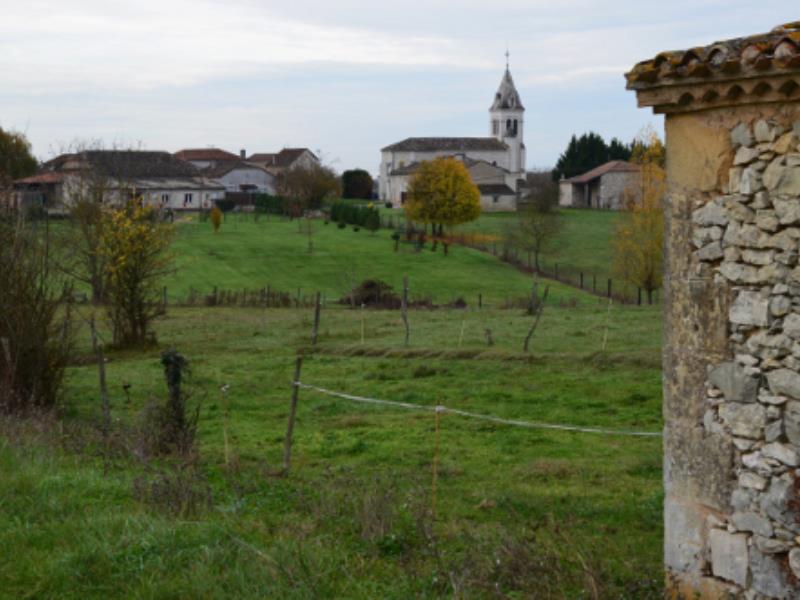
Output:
(169, 214), (591, 306)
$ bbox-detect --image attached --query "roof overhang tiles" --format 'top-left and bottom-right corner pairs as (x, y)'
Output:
(626, 22), (800, 114)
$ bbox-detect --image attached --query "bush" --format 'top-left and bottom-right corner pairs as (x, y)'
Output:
(0, 217), (73, 414)
(341, 279), (400, 308)
(330, 202), (380, 231)
(385, 202), (393, 209)
(337, 221), (346, 229)
(254, 194), (289, 216)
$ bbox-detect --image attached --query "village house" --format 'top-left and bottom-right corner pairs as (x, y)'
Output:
(246, 148), (319, 176)
(12, 150), (225, 215)
(379, 61), (527, 212)
(174, 147), (241, 170)
(558, 160), (641, 209)
(202, 161), (276, 195)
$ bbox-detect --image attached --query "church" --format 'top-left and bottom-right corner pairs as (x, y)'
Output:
(379, 63), (527, 212)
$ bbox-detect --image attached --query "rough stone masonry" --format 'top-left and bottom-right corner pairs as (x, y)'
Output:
(627, 23), (800, 599)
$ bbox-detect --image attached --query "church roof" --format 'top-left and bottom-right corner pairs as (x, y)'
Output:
(382, 137), (508, 153)
(491, 68), (524, 111)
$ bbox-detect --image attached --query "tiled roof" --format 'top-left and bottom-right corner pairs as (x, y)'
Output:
(382, 137), (508, 152)
(565, 161), (640, 184)
(174, 148), (240, 162)
(626, 22), (800, 112)
(477, 183), (515, 196)
(83, 151), (200, 178)
(14, 172), (64, 185)
(247, 148), (317, 169)
(390, 156), (509, 177)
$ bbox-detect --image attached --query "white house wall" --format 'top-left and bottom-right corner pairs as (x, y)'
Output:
(215, 169), (276, 194)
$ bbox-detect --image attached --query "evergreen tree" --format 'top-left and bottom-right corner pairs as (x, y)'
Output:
(553, 132), (633, 180)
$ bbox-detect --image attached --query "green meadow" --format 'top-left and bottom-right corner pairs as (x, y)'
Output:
(1, 213), (664, 598)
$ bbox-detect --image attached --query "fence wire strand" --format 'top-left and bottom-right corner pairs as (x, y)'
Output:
(295, 382), (662, 438)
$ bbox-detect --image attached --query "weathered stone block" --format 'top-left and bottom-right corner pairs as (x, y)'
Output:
(732, 122), (754, 148)
(755, 119), (778, 143)
(719, 402), (766, 438)
(664, 496), (706, 573)
(664, 425), (733, 510)
(785, 401), (800, 445)
(760, 477), (797, 531)
(709, 529), (749, 586)
(709, 362), (760, 401)
(696, 242), (723, 262)
(692, 202), (728, 227)
(775, 197), (800, 225)
(729, 291), (771, 327)
(734, 145), (760, 165)
(785, 314), (800, 339)
(767, 369), (800, 399)
(731, 511), (773, 537)
(762, 442), (800, 466)
(750, 546), (794, 598)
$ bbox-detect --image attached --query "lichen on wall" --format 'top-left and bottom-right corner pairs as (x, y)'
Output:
(692, 118), (800, 598)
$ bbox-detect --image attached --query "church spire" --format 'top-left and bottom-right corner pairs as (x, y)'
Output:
(491, 59), (524, 111)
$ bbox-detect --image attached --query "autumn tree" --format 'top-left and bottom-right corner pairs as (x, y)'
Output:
(341, 169), (373, 199)
(404, 158), (481, 254)
(210, 205), (222, 232)
(101, 202), (173, 347)
(277, 163), (341, 215)
(612, 128), (666, 304)
(506, 175), (562, 271)
(0, 128), (37, 186)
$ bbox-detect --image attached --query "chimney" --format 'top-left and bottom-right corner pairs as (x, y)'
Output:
(240, 149), (246, 160)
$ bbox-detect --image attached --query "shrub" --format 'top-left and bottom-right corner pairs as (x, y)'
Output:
(214, 198), (236, 213)
(0, 216), (73, 414)
(385, 202), (393, 209)
(337, 221), (346, 229)
(210, 206), (222, 232)
(341, 280), (400, 308)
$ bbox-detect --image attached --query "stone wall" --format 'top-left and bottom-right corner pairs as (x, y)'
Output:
(668, 113), (800, 598)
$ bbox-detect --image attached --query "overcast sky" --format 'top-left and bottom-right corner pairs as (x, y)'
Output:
(1, 1), (796, 174)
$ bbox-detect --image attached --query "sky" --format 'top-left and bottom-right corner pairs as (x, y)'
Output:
(1, 1), (797, 174)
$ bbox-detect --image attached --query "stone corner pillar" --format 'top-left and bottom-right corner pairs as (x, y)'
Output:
(626, 22), (800, 599)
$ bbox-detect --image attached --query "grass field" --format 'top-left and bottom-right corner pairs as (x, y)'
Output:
(1, 296), (663, 598)
(1, 210), (665, 598)
(379, 207), (621, 287)
(169, 214), (591, 306)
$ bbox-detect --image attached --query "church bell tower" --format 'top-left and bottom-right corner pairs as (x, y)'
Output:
(489, 54), (526, 174)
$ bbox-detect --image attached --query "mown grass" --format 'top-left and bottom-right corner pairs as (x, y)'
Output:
(1, 298), (664, 598)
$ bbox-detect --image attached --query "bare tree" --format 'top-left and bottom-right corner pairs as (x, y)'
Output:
(505, 174), (562, 271)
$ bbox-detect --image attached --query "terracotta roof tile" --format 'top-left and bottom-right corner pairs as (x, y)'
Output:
(626, 22), (800, 90)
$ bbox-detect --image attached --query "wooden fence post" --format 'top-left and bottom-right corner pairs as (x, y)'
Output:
(593, 275), (597, 293)
(401, 276), (410, 347)
(162, 286), (168, 308)
(478, 293), (482, 310)
(579, 273), (584, 289)
(607, 278), (612, 299)
(311, 292), (321, 346)
(282, 356), (304, 475)
(638, 287), (642, 306)
(90, 316), (111, 471)
(555, 263), (559, 280)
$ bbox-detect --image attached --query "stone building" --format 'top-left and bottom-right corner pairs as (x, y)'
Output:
(558, 160), (641, 209)
(627, 22), (800, 599)
(174, 148), (241, 170)
(13, 150), (225, 214)
(246, 148), (319, 176)
(379, 63), (527, 211)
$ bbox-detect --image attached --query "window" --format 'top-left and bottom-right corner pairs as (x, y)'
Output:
(493, 195), (499, 204)
(400, 192), (407, 204)
(183, 193), (193, 206)
(161, 193), (170, 204)
(492, 120), (499, 135)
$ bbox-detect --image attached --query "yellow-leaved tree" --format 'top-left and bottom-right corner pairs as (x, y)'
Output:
(612, 127), (666, 304)
(101, 202), (173, 347)
(404, 157), (481, 255)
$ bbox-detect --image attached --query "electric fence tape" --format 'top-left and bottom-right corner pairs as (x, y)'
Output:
(295, 382), (662, 438)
